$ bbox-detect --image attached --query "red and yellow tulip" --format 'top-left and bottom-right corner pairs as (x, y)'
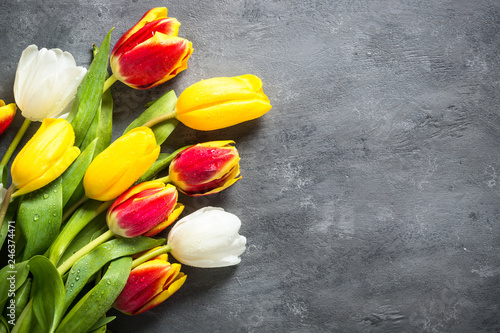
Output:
(107, 180), (183, 238)
(110, 7), (193, 89)
(0, 100), (16, 135)
(114, 252), (186, 315)
(169, 141), (241, 196)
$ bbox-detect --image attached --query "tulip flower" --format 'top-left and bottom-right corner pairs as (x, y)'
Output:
(0, 100), (16, 135)
(10, 118), (80, 197)
(167, 141), (241, 196)
(175, 74), (272, 131)
(167, 207), (246, 268)
(14, 45), (87, 121)
(83, 127), (160, 201)
(114, 252), (186, 315)
(107, 180), (180, 238)
(109, 7), (193, 90)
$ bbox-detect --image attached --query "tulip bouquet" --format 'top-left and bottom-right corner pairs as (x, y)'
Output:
(0, 7), (271, 333)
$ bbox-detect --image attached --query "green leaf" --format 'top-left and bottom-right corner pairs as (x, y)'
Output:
(87, 316), (115, 333)
(68, 29), (113, 147)
(124, 90), (178, 145)
(17, 178), (62, 260)
(60, 139), (97, 207)
(56, 258), (130, 333)
(0, 316), (9, 333)
(94, 88), (113, 155)
(135, 145), (191, 184)
(64, 236), (165, 311)
(58, 214), (107, 265)
(13, 278), (31, 323)
(26, 256), (65, 333)
(80, 88), (113, 155)
(46, 200), (104, 266)
(0, 261), (29, 316)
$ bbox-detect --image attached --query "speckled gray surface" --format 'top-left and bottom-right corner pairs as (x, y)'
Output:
(1, 1), (500, 332)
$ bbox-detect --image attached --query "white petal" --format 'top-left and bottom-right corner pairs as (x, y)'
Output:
(168, 207), (247, 268)
(13, 45), (87, 121)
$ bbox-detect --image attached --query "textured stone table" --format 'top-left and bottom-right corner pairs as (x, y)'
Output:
(1, 1), (499, 332)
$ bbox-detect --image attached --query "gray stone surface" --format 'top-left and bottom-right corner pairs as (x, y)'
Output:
(1, 0), (500, 332)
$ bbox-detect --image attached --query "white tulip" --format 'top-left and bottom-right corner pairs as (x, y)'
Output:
(14, 45), (87, 121)
(167, 207), (247, 268)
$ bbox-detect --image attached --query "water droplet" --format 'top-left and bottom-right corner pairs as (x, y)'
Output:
(53, 213), (57, 217)
(53, 189), (58, 193)
(43, 194), (49, 199)
(33, 214), (39, 221)
(75, 276), (80, 281)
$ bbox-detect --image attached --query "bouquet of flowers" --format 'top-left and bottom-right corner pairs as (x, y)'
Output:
(0, 7), (271, 333)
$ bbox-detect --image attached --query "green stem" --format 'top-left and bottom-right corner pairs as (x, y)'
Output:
(57, 229), (114, 275)
(1, 118), (31, 165)
(141, 110), (177, 128)
(0, 184), (15, 239)
(155, 175), (171, 184)
(62, 195), (89, 222)
(131, 244), (171, 269)
(102, 74), (118, 93)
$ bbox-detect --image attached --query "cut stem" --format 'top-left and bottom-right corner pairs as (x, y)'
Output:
(57, 229), (114, 275)
(141, 110), (177, 128)
(0, 184), (15, 238)
(1, 118), (31, 165)
(102, 74), (118, 93)
(131, 244), (171, 269)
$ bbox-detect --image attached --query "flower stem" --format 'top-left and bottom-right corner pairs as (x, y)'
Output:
(141, 110), (177, 128)
(0, 184), (15, 239)
(1, 118), (31, 165)
(103, 74), (118, 93)
(62, 195), (90, 223)
(155, 175), (171, 184)
(131, 244), (171, 269)
(57, 229), (114, 275)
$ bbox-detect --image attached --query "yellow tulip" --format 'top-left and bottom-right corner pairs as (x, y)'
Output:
(175, 74), (272, 131)
(11, 118), (80, 197)
(83, 127), (160, 201)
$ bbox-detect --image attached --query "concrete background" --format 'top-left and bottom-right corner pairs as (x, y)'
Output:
(1, 0), (499, 332)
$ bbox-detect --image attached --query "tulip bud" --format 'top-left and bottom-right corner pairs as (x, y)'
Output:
(83, 127), (160, 201)
(169, 141), (241, 196)
(0, 100), (16, 135)
(107, 181), (179, 238)
(11, 118), (80, 197)
(14, 45), (86, 121)
(114, 252), (186, 315)
(167, 207), (247, 268)
(175, 74), (272, 131)
(110, 7), (193, 89)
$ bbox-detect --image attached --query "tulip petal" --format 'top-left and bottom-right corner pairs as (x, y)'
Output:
(14, 45), (86, 121)
(175, 75), (271, 131)
(84, 127), (160, 201)
(113, 18), (181, 56)
(113, 7), (170, 51)
(13, 146), (80, 197)
(143, 203), (184, 237)
(132, 268), (186, 315)
(112, 34), (193, 89)
(0, 101), (17, 135)
(168, 207), (247, 268)
(11, 118), (80, 196)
